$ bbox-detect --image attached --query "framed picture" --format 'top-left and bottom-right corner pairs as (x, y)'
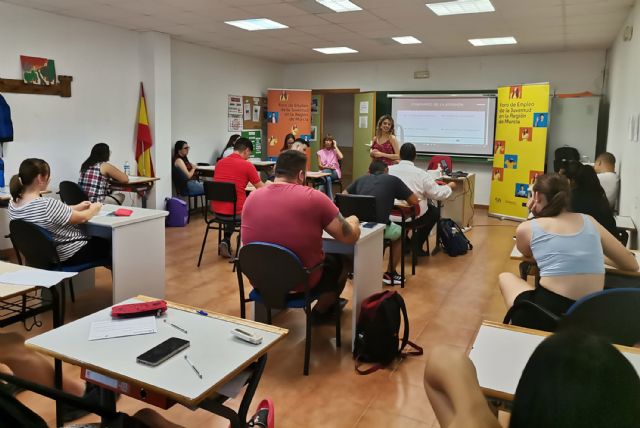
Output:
(310, 125), (317, 142)
(20, 55), (56, 85)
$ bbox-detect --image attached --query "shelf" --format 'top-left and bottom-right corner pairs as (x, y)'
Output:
(0, 75), (72, 97)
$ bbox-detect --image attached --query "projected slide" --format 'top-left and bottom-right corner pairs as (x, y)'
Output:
(392, 96), (496, 156)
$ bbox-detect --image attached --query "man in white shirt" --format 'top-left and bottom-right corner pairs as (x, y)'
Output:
(594, 152), (619, 209)
(389, 143), (456, 256)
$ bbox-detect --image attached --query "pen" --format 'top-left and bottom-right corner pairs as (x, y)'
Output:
(163, 319), (187, 334)
(196, 310), (208, 316)
(184, 355), (203, 379)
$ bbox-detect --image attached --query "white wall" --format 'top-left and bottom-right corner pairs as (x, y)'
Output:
(283, 50), (607, 205)
(170, 40), (283, 165)
(605, 4), (640, 233)
(0, 2), (142, 191)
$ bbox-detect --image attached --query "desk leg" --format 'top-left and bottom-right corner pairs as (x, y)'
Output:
(351, 230), (384, 350)
(111, 218), (165, 303)
(50, 283), (65, 427)
(400, 216), (405, 288)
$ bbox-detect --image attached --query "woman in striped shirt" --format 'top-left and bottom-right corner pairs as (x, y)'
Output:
(9, 158), (110, 265)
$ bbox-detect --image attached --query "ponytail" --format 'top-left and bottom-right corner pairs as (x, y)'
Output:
(531, 173), (570, 218)
(10, 158), (50, 202)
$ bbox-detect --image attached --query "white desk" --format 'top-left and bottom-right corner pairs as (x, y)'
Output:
(322, 223), (385, 349)
(441, 173), (475, 228)
(26, 296), (287, 427)
(84, 205), (168, 303)
(469, 321), (640, 402)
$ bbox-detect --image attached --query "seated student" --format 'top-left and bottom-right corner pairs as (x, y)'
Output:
(219, 134), (240, 160)
(345, 160), (418, 285)
(498, 174), (637, 325)
(173, 140), (203, 195)
(9, 159), (110, 266)
(565, 162), (617, 237)
(280, 133), (296, 152)
(389, 143), (455, 256)
(78, 142), (128, 204)
(242, 150), (361, 320)
(424, 331), (640, 428)
(212, 137), (267, 258)
(316, 135), (343, 200)
(593, 151), (619, 209)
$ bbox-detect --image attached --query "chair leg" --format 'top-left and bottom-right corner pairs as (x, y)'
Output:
(304, 308), (312, 376)
(197, 226), (211, 267)
(232, 231), (241, 273)
(68, 278), (75, 303)
(335, 299), (341, 348)
(266, 308), (272, 325)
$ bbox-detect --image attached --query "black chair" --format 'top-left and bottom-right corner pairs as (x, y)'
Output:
(235, 242), (341, 375)
(197, 181), (241, 267)
(558, 289), (640, 346)
(334, 193), (402, 286)
(9, 220), (111, 320)
(331, 159), (344, 194)
(58, 181), (89, 205)
(0, 372), (123, 428)
(172, 165), (205, 222)
(553, 146), (580, 173)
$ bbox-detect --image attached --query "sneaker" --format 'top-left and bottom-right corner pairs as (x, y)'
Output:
(248, 398), (274, 428)
(218, 240), (232, 258)
(382, 272), (402, 286)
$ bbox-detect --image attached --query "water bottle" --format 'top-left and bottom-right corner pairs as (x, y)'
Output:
(123, 161), (130, 176)
(0, 157), (4, 188)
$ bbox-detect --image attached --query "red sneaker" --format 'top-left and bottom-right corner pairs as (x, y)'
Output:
(247, 398), (274, 428)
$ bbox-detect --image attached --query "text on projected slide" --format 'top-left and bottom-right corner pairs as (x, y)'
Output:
(397, 110), (486, 145)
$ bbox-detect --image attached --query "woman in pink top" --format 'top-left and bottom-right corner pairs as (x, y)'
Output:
(370, 115), (400, 166)
(316, 135), (343, 199)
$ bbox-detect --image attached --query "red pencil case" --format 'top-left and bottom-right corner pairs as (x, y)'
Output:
(114, 208), (133, 216)
(111, 300), (167, 318)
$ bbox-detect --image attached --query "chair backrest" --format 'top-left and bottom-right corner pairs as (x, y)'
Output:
(427, 155), (453, 173)
(553, 146), (580, 172)
(334, 194), (377, 223)
(559, 288), (640, 346)
(171, 165), (189, 195)
(204, 181), (237, 203)
(59, 181), (89, 205)
(238, 242), (308, 309)
(9, 220), (60, 269)
(503, 300), (560, 332)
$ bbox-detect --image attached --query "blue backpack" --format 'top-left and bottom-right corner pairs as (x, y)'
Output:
(165, 197), (188, 227)
(438, 218), (472, 257)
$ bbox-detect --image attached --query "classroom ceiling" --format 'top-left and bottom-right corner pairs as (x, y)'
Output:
(5, 0), (634, 63)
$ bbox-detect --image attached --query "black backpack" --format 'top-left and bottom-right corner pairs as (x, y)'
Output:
(438, 218), (472, 257)
(353, 290), (423, 374)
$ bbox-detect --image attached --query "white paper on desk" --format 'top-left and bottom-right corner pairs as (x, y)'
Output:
(96, 207), (117, 217)
(89, 316), (157, 341)
(0, 269), (76, 288)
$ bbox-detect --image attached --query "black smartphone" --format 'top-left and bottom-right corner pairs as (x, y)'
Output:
(136, 337), (190, 367)
(439, 159), (450, 175)
(362, 222), (377, 228)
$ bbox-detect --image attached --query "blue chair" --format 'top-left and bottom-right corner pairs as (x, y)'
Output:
(558, 288), (640, 347)
(235, 242), (341, 375)
(9, 219), (111, 322)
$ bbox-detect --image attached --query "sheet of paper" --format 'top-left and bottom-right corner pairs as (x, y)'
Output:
(0, 268), (77, 288)
(89, 316), (157, 341)
(359, 115), (368, 129)
(359, 101), (369, 114)
(252, 105), (260, 122)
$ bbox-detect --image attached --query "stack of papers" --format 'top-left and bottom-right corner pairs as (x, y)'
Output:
(89, 316), (158, 341)
(0, 266), (77, 288)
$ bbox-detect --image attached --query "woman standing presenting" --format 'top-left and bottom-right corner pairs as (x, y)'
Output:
(370, 115), (400, 166)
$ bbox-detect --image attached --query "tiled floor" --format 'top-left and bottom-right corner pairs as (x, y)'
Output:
(4, 208), (520, 427)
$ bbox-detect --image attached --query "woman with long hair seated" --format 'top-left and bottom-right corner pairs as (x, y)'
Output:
(9, 159), (110, 266)
(499, 173), (637, 324)
(173, 140), (203, 195)
(78, 142), (128, 204)
(424, 331), (640, 428)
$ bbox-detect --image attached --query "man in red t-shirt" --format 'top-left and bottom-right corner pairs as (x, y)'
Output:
(242, 150), (361, 319)
(213, 137), (267, 257)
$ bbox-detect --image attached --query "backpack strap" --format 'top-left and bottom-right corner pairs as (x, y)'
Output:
(397, 295), (424, 357)
(354, 357), (384, 375)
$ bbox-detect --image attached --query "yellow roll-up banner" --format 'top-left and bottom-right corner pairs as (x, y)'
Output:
(489, 83), (550, 220)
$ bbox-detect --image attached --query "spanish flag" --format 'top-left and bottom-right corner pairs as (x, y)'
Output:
(135, 83), (155, 177)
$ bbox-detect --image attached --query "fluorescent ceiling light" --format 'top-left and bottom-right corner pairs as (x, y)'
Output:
(426, 0), (494, 16)
(316, 0), (362, 12)
(392, 36), (422, 45)
(224, 18), (288, 31)
(313, 47), (358, 54)
(469, 37), (517, 46)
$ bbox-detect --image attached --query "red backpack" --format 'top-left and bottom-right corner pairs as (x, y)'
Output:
(353, 290), (423, 374)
